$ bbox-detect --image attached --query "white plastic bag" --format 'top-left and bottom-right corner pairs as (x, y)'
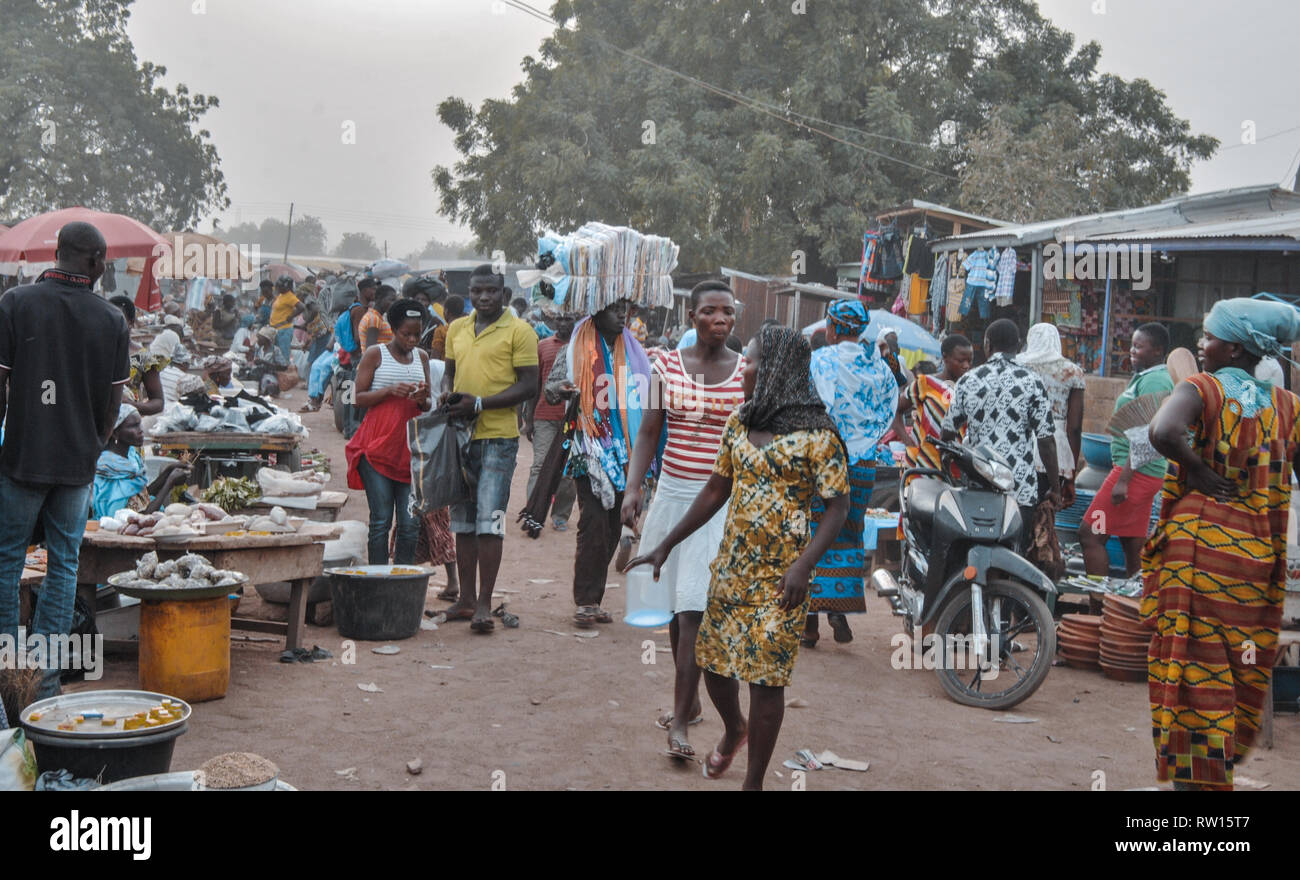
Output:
(0, 728), (38, 791)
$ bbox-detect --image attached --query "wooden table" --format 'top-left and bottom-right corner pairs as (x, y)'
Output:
(75, 526), (334, 651)
(148, 431), (303, 486)
(237, 490), (348, 523)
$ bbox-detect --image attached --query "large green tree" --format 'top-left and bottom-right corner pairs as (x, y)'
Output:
(434, 0), (1216, 277)
(334, 232), (381, 260)
(218, 215), (328, 257)
(0, 0), (228, 229)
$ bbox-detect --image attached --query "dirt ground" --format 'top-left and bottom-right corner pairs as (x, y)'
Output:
(75, 402), (1300, 791)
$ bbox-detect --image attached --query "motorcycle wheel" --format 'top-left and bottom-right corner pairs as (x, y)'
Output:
(931, 577), (1055, 711)
(331, 371), (346, 435)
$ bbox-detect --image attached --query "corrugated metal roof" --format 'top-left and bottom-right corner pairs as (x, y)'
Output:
(932, 185), (1300, 251)
(875, 199), (1009, 229)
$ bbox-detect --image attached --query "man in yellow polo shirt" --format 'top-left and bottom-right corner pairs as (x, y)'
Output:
(269, 275), (305, 361)
(439, 265), (539, 633)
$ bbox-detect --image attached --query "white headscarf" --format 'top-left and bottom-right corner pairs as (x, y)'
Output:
(149, 329), (181, 359)
(113, 403), (137, 432)
(1017, 323), (1068, 367)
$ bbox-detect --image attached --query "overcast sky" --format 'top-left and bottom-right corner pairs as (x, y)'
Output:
(126, 0), (1300, 256)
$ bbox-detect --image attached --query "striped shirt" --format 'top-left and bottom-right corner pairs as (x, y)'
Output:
(655, 349), (746, 481)
(372, 343), (426, 391)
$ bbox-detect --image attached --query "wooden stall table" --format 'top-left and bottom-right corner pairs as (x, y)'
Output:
(148, 431), (304, 487)
(76, 526), (334, 652)
(237, 490), (348, 523)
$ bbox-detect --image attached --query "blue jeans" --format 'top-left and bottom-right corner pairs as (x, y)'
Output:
(305, 335), (332, 379)
(276, 327), (294, 361)
(450, 438), (520, 536)
(0, 472), (93, 698)
(308, 350), (337, 401)
(356, 456), (417, 565)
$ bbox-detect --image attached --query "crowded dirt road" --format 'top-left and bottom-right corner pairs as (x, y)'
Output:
(79, 404), (1300, 791)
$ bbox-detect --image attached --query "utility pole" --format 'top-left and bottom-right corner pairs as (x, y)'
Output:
(384, 240), (388, 258)
(283, 202), (294, 263)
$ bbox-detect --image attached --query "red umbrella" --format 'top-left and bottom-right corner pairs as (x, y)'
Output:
(261, 262), (306, 283)
(0, 207), (168, 309)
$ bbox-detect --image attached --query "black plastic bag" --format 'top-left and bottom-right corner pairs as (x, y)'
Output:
(408, 409), (473, 513)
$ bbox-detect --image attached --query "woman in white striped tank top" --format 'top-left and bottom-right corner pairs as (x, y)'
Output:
(345, 299), (434, 565)
(621, 281), (745, 762)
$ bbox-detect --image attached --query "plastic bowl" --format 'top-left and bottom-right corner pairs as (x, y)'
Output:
(326, 564), (433, 640)
(1080, 433), (1113, 470)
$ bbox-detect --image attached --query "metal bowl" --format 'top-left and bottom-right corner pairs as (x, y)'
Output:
(20, 690), (191, 740)
(108, 571), (248, 602)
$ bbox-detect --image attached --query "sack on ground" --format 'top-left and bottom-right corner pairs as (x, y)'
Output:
(408, 410), (473, 513)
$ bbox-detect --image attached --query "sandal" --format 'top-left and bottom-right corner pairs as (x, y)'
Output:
(492, 604), (520, 628)
(469, 618), (495, 634)
(665, 735), (696, 761)
(436, 586), (459, 602)
(703, 733), (748, 780)
(655, 712), (704, 731)
(592, 606), (613, 624)
(800, 634), (819, 649)
(574, 606), (598, 628)
(442, 606), (476, 622)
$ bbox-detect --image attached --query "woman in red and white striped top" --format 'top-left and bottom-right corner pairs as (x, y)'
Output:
(622, 281), (746, 763)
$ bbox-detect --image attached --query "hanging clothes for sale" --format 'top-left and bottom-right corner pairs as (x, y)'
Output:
(907, 275), (929, 315)
(902, 233), (935, 279)
(930, 250), (950, 326)
(959, 247), (998, 317)
(946, 252), (965, 323)
(993, 247), (1018, 306)
(858, 231), (892, 295)
(875, 225), (905, 280)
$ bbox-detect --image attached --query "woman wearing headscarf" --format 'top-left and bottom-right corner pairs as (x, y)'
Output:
(801, 300), (898, 647)
(1017, 323), (1085, 505)
(92, 405), (192, 518)
(626, 326), (849, 789)
(107, 296), (170, 417)
(1145, 298), (1300, 791)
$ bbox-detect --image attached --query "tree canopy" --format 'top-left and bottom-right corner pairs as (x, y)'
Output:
(434, 0), (1217, 277)
(0, 0), (229, 229)
(334, 232), (382, 260)
(220, 215), (328, 257)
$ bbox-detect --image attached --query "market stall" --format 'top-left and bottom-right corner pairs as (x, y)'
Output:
(149, 431), (304, 485)
(75, 527), (331, 653)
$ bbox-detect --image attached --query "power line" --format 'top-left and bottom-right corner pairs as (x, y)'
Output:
(1220, 123), (1300, 151)
(497, 0), (956, 179)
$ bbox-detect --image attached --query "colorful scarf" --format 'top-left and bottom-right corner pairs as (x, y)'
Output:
(565, 315), (651, 498)
(92, 446), (149, 519)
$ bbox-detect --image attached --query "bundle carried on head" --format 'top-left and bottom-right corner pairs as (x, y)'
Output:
(518, 223), (679, 315)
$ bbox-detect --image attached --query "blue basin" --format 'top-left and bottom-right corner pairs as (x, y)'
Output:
(1081, 432), (1113, 469)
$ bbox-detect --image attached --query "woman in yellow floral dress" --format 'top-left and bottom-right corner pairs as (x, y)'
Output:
(627, 326), (849, 789)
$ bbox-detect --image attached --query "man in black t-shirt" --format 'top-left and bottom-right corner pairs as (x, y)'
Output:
(0, 222), (130, 698)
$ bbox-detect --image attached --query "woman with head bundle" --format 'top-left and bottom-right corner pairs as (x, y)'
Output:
(622, 280), (747, 761)
(1145, 298), (1300, 791)
(627, 325), (849, 789)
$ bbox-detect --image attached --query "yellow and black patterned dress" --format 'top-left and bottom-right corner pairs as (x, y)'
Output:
(1141, 370), (1300, 789)
(694, 412), (848, 687)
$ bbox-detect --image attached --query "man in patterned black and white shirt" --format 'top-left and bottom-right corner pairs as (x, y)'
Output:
(941, 319), (1060, 547)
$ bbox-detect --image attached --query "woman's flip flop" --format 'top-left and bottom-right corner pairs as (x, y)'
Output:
(702, 734), (748, 780)
(654, 713), (704, 731)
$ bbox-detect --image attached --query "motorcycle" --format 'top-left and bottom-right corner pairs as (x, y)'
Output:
(873, 439), (1057, 710)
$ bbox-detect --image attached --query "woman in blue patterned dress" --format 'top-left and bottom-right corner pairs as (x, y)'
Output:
(803, 300), (899, 646)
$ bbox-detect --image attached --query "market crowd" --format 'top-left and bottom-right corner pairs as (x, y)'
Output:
(3, 222), (1300, 794)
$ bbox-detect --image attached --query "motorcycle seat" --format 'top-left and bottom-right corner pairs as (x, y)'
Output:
(903, 477), (945, 529)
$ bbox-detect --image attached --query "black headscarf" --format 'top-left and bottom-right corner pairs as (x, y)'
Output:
(737, 325), (840, 437)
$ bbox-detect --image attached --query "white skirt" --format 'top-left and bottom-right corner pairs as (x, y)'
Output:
(1033, 416), (1076, 477)
(637, 472), (728, 614)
